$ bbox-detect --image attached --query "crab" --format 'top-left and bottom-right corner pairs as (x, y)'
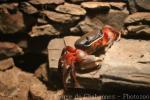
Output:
(75, 25), (121, 54)
(59, 25), (121, 89)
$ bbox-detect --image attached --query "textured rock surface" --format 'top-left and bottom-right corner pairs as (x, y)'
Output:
(109, 2), (127, 10)
(135, 0), (150, 11)
(0, 3), (18, 13)
(19, 2), (38, 14)
(0, 11), (25, 34)
(56, 3), (86, 16)
(0, 58), (14, 71)
(0, 66), (62, 100)
(81, 2), (110, 10)
(0, 42), (23, 59)
(41, 11), (80, 24)
(0, 67), (31, 99)
(34, 63), (48, 83)
(124, 12), (150, 24)
(29, 77), (48, 100)
(100, 39), (150, 87)
(124, 12), (150, 36)
(29, 0), (64, 5)
(94, 10), (129, 30)
(48, 38), (65, 69)
(70, 16), (103, 34)
(29, 24), (60, 37)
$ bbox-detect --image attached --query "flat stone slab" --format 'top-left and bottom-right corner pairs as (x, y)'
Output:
(100, 39), (150, 88)
(48, 38), (65, 69)
(48, 37), (150, 90)
(67, 39), (150, 89)
(0, 58), (15, 71)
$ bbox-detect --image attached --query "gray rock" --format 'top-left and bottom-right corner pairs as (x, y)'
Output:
(124, 12), (150, 36)
(41, 10), (80, 24)
(127, 0), (137, 13)
(56, 3), (86, 16)
(0, 42), (23, 59)
(109, 2), (127, 10)
(34, 63), (48, 83)
(100, 39), (150, 88)
(135, 0), (150, 11)
(70, 16), (103, 34)
(29, 0), (64, 5)
(92, 10), (129, 30)
(0, 11), (25, 34)
(0, 58), (14, 71)
(20, 2), (38, 14)
(124, 12), (150, 24)
(28, 24), (60, 37)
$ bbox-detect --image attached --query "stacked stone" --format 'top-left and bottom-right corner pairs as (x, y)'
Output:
(124, 0), (150, 37)
(0, 0), (150, 99)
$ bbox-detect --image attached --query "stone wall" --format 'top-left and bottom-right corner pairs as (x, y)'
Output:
(0, 0), (150, 99)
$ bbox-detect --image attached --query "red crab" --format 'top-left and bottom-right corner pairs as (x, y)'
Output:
(59, 25), (121, 89)
(59, 46), (102, 89)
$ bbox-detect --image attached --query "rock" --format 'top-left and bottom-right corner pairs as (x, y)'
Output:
(41, 10), (80, 24)
(100, 39), (150, 88)
(70, 16), (103, 34)
(0, 3), (18, 13)
(29, 0), (64, 5)
(0, 58), (15, 71)
(0, 67), (31, 100)
(137, 28), (150, 35)
(127, 25), (149, 32)
(37, 17), (48, 24)
(48, 90), (64, 100)
(48, 38), (65, 69)
(56, 3), (86, 16)
(28, 24), (60, 37)
(34, 63), (48, 83)
(128, 0), (137, 13)
(124, 12), (150, 24)
(70, 0), (88, 3)
(29, 77), (48, 100)
(124, 13), (150, 36)
(19, 2), (38, 14)
(81, 2), (110, 10)
(0, 11), (25, 34)
(87, 10), (128, 31)
(48, 36), (103, 89)
(135, 0), (150, 11)
(0, 66), (55, 100)
(64, 36), (80, 48)
(109, 2), (127, 10)
(126, 25), (150, 36)
(0, 42), (23, 59)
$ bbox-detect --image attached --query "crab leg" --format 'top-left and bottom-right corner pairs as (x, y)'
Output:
(62, 65), (71, 90)
(71, 62), (81, 88)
